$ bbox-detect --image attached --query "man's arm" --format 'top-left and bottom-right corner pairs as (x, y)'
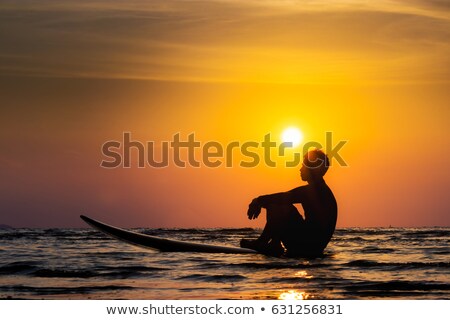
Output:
(257, 192), (293, 207)
(247, 187), (306, 219)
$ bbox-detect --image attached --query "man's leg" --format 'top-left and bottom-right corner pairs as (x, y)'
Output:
(259, 204), (303, 242)
(241, 204), (303, 255)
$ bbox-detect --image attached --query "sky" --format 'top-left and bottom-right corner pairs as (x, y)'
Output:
(0, 0), (449, 228)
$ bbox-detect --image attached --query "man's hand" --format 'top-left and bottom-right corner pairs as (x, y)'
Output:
(247, 198), (262, 220)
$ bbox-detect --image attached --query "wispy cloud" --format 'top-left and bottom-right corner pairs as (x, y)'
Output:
(0, 0), (448, 83)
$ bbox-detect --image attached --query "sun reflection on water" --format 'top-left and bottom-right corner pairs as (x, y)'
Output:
(295, 270), (313, 279)
(278, 290), (310, 300)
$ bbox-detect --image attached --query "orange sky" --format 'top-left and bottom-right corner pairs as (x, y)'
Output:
(0, 1), (449, 227)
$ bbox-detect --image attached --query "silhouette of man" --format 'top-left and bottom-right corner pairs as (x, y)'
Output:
(241, 149), (337, 257)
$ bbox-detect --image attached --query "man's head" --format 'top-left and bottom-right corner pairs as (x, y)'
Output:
(300, 149), (330, 182)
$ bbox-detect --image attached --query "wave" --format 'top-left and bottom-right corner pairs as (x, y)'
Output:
(0, 229), (103, 241)
(345, 259), (450, 270)
(177, 273), (247, 282)
(423, 248), (450, 255)
(336, 228), (450, 237)
(93, 265), (169, 279)
(360, 246), (395, 254)
(402, 229), (450, 237)
(0, 261), (168, 279)
(344, 280), (450, 293)
(0, 285), (135, 295)
(333, 236), (384, 243)
(224, 262), (332, 270)
(0, 261), (40, 275)
(32, 269), (97, 278)
(33, 267), (167, 279)
(335, 229), (398, 235)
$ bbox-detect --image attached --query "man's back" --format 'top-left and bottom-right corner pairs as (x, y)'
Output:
(287, 181), (337, 254)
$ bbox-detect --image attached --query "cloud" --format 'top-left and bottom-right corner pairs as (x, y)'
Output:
(407, 0), (450, 10)
(0, 0), (448, 83)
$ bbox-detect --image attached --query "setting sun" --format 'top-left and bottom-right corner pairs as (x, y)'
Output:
(281, 127), (303, 147)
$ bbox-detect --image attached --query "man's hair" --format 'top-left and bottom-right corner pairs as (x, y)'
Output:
(303, 149), (330, 176)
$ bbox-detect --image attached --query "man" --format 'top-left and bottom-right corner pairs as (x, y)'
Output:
(240, 149), (337, 257)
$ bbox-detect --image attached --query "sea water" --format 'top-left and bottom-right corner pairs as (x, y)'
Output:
(0, 228), (448, 299)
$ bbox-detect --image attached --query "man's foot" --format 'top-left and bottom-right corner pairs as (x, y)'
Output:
(240, 238), (264, 251)
(240, 238), (285, 257)
(266, 240), (285, 257)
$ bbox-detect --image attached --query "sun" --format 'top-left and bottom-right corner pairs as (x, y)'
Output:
(281, 127), (303, 147)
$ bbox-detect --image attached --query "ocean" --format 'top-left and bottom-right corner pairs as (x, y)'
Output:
(0, 227), (448, 300)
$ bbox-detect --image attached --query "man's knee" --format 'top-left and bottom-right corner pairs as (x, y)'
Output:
(267, 204), (298, 214)
(266, 204), (299, 221)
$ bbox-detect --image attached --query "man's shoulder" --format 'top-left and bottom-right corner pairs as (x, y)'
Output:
(290, 182), (331, 194)
(288, 185), (309, 195)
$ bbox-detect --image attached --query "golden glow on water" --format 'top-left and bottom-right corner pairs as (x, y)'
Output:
(295, 270), (313, 279)
(278, 290), (310, 300)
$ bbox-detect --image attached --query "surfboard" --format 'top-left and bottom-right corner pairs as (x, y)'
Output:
(80, 215), (258, 254)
